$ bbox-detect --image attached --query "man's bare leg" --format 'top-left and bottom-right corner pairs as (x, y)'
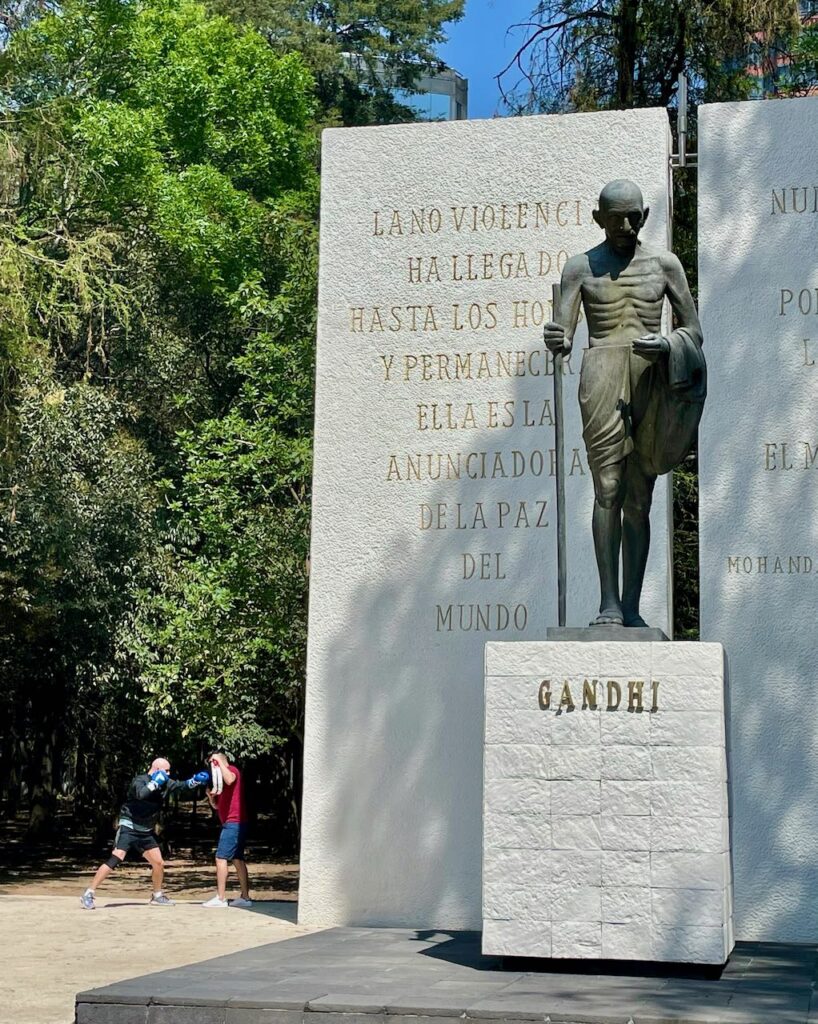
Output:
(216, 857), (230, 900)
(621, 456), (657, 627)
(234, 859), (250, 900)
(590, 462), (626, 625)
(143, 847), (165, 891)
(88, 848), (125, 891)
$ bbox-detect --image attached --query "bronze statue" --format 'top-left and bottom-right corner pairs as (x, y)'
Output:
(544, 180), (706, 629)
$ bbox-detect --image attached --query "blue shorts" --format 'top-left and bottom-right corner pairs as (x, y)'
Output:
(216, 823), (248, 861)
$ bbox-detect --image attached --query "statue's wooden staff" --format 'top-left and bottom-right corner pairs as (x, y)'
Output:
(551, 282), (566, 627)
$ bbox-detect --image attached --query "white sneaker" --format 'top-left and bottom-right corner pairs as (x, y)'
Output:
(229, 897), (253, 908)
(202, 895), (229, 908)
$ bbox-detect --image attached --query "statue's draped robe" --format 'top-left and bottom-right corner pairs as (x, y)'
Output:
(578, 328), (706, 478)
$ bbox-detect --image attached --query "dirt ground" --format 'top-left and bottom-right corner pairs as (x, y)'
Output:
(0, 892), (314, 1024)
(0, 856), (299, 902)
(0, 811), (308, 1022)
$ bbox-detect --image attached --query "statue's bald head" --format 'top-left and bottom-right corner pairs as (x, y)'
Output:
(593, 179), (649, 254)
(598, 179), (644, 212)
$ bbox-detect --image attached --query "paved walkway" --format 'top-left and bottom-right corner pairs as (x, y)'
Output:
(77, 926), (818, 1024)
(0, 895), (312, 1024)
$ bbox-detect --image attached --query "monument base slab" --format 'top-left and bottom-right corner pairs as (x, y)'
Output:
(482, 641), (733, 965)
(547, 626), (669, 642)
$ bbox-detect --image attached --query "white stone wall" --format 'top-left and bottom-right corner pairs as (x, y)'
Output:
(482, 642), (732, 964)
(301, 110), (672, 928)
(699, 96), (818, 943)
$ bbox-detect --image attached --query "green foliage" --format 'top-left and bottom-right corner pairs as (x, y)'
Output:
(786, 18), (818, 91)
(208, 0), (465, 124)
(122, 207), (318, 759)
(0, 0), (319, 834)
(672, 459), (700, 641)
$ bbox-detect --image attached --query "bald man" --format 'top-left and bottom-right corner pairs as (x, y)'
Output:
(80, 757), (209, 909)
(544, 179), (705, 628)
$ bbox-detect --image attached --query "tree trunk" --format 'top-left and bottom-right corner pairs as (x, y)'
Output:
(27, 727), (57, 839)
(616, 0), (639, 107)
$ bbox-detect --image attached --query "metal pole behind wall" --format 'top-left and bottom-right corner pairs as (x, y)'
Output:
(677, 72), (688, 168)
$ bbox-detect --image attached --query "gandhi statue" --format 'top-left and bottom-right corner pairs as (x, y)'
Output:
(544, 179), (706, 628)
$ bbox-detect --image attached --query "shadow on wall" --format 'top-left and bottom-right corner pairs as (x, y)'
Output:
(306, 326), (671, 929)
(699, 99), (818, 944)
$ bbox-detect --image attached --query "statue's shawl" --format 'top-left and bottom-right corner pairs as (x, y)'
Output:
(635, 328), (707, 476)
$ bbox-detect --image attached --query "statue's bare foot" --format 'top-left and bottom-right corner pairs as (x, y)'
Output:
(590, 609), (624, 627)
(624, 613), (649, 628)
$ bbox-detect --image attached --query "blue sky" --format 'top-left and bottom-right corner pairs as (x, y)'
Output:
(439, 0), (536, 119)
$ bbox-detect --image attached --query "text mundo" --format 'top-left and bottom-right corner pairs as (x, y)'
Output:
(539, 678), (660, 712)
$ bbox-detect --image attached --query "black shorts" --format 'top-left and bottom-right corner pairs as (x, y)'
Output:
(113, 825), (159, 856)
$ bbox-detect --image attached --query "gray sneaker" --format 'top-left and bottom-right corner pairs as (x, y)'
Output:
(149, 892), (175, 906)
(80, 892), (95, 910)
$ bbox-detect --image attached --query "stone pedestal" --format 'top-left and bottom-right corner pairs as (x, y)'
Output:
(482, 641), (733, 964)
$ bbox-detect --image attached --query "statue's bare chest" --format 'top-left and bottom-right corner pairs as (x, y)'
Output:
(580, 258), (666, 310)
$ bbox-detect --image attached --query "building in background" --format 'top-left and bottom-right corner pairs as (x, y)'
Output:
(747, 0), (818, 97)
(394, 66), (468, 121)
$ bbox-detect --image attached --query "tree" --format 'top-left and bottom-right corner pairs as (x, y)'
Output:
(0, 0), (318, 836)
(500, 1), (802, 112)
(208, 0), (465, 124)
(785, 14), (818, 91)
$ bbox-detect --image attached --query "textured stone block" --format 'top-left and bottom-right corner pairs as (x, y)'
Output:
(483, 812), (551, 850)
(550, 851), (602, 888)
(592, 642), (652, 678)
(483, 883), (553, 922)
(650, 643), (723, 677)
(482, 918), (551, 958)
(601, 850), (650, 888)
(601, 886), (652, 926)
(650, 815), (729, 854)
(601, 780), (651, 816)
(600, 814), (651, 852)
(484, 744), (549, 781)
(552, 815), (601, 851)
(484, 708), (553, 745)
(551, 884), (602, 922)
(485, 676), (542, 714)
(650, 711), (725, 748)
(650, 781), (727, 819)
(483, 848), (547, 889)
(601, 745), (652, 781)
(486, 643), (599, 678)
(550, 921), (602, 959)
(652, 676), (724, 712)
(600, 708), (651, 745)
(650, 852), (728, 891)
(651, 745), (725, 782)
(651, 887), (726, 928)
(484, 778), (550, 817)
(601, 922), (653, 960)
(551, 780), (601, 816)
(549, 745), (601, 781)
(652, 924), (728, 964)
(550, 708), (602, 744)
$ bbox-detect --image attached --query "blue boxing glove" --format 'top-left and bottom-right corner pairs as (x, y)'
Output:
(186, 770), (211, 789)
(147, 769), (169, 792)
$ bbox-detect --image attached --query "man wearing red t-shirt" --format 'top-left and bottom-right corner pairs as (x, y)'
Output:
(202, 751), (251, 908)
